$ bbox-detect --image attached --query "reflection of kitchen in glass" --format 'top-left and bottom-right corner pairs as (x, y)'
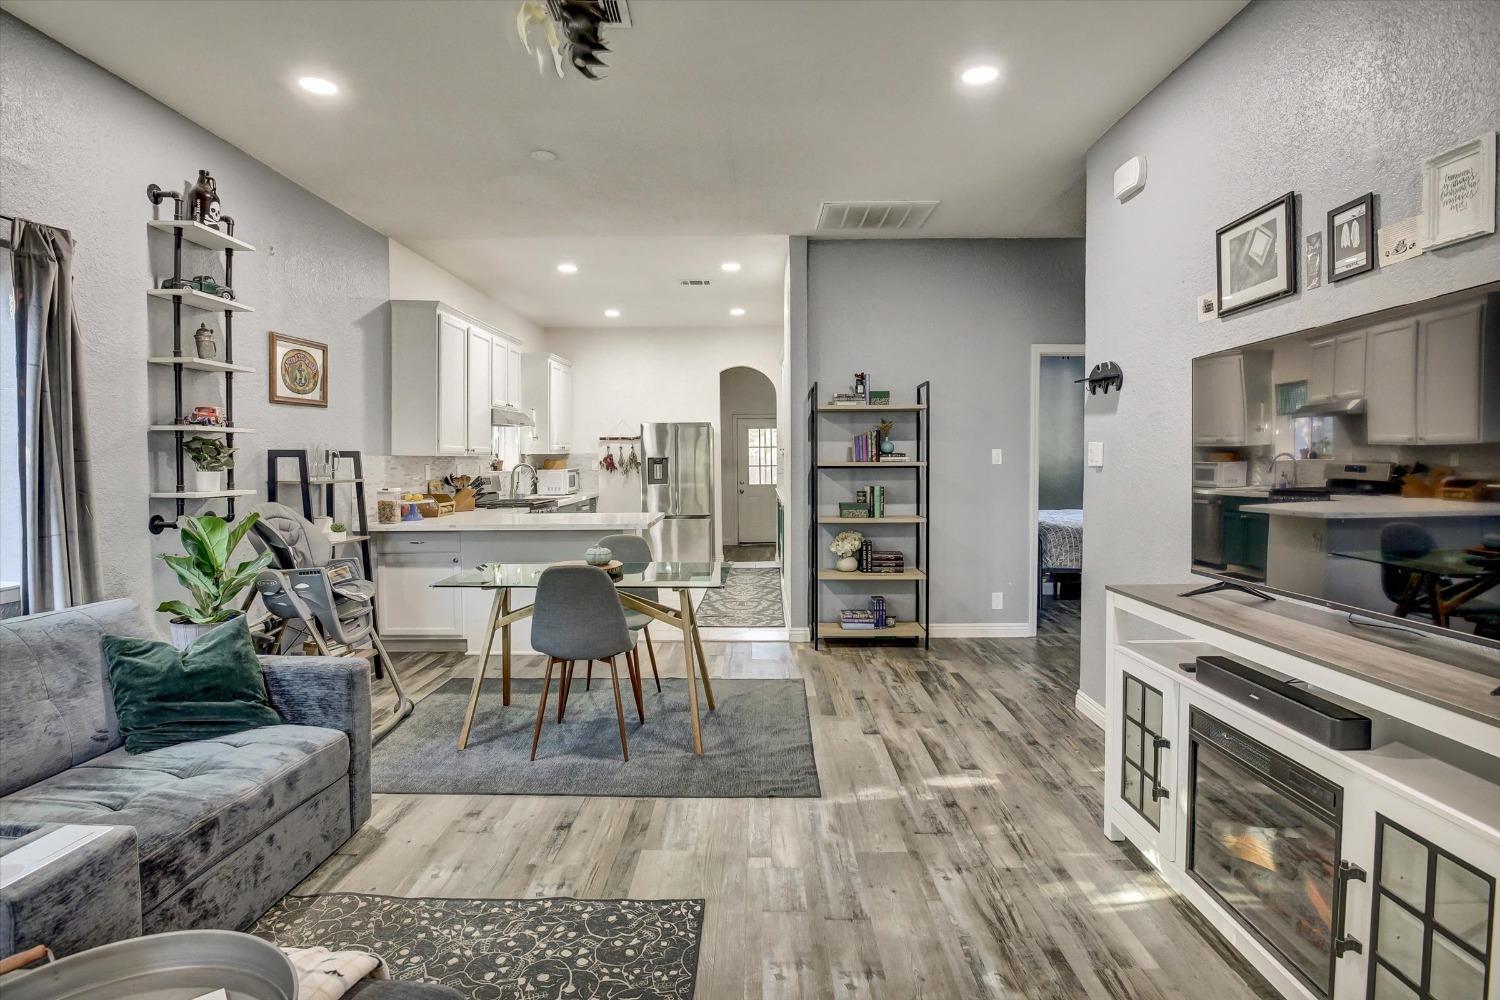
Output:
(1191, 283), (1500, 641)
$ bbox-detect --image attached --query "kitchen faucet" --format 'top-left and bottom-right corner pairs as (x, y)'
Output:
(510, 463), (536, 498)
(1266, 452), (1297, 486)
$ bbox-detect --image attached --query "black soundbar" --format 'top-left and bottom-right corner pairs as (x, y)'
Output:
(1195, 655), (1372, 750)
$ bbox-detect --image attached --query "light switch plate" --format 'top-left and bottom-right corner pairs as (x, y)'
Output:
(1087, 441), (1105, 468)
(991, 592), (1004, 610)
(991, 449), (1003, 465)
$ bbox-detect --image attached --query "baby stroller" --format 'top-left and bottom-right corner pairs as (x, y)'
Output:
(246, 502), (414, 741)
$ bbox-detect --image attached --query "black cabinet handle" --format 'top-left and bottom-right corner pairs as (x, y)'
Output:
(1334, 860), (1366, 957)
(1150, 737), (1171, 801)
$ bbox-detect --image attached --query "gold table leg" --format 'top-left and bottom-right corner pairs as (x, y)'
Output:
(684, 593), (716, 711)
(676, 587), (704, 756)
(458, 585), (507, 750)
(501, 586), (512, 706)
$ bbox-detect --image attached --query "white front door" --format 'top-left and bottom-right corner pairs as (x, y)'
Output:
(735, 415), (777, 543)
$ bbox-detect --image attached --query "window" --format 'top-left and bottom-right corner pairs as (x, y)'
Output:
(746, 426), (777, 487)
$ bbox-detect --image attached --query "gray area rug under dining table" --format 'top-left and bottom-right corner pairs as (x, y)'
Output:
(254, 892), (703, 1000)
(372, 677), (819, 797)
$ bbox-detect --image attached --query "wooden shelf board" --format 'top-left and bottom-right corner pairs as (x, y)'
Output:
(149, 425), (255, 434)
(278, 478), (365, 485)
(148, 287), (254, 313)
(818, 569), (926, 582)
(147, 220), (256, 253)
(149, 489), (257, 500)
(147, 356), (254, 373)
(817, 404), (927, 412)
(817, 515), (926, 524)
(819, 621), (926, 639)
(818, 461), (925, 468)
(331, 535), (370, 544)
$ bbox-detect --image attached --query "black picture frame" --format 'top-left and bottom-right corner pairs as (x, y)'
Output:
(1215, 191), (1297, 317)
(1327, 192), (1376, 282)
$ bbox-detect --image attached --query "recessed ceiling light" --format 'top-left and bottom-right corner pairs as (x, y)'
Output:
(530, 149), (558, 162)
(298, 76), (339, 96)
(557, 262), (578, 274)
(604, 308), (620, 318)
(729, 307), (746, 317)
(960, 65), (1000, 86)
(720, 261), (741, 273)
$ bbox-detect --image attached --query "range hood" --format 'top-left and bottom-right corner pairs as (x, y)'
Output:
(1293, 396), (1365, 417)
(490, 404), (535, 427)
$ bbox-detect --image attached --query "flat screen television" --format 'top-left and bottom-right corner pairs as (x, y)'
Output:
(1189, 280), (1500, 651)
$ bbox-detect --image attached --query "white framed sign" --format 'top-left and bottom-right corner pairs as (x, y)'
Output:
(1420, 132), (1496, 250)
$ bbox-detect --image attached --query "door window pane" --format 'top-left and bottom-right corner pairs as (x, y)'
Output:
(1378, 895), (1427, 984)
(1429, 931), (1485, 1000)
(1373, 964), (1419, 1000)
(1381, 824), (1430, 910)
(1434, 855), (1491, 951)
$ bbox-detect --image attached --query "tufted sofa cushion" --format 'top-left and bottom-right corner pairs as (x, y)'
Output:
(0, 725), (348, 911)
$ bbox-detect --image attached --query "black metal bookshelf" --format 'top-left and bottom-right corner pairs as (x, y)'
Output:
(806, 380), (930, 649)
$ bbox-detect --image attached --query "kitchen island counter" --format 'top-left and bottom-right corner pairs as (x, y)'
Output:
(370, 509), (660, 533)
(1240, 496), (1500, 519)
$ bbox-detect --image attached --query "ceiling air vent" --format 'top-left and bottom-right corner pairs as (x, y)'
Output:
(679, 279), (712, 287)
(598, 0), (632, 26)
(815, 200), (939, 232)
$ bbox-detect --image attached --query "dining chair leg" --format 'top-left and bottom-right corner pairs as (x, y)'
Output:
(643, 625), (661, 692)
(531, 658), (557, 761)
(558, 660), (574, 723)
(586, 659), (593, 691)
(626, 647), (645, 723)
(606, 656), (629, 761)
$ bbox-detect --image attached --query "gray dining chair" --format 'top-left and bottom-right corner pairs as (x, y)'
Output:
(598, 532), (662, 693)
(529, 565), (639, 762)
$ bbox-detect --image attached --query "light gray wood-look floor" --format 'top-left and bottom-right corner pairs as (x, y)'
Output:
(301, 600), (1275, 999)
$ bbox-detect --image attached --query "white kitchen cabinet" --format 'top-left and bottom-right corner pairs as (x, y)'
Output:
(389, 300), (522, 456)
(373, 534), (464, 638)
(1365, 319), (1418, 444)
(1106, 650), (1180, 863)
(521, 353), (574, 454)
(508, 346), (523, 409)
(1308, 337), (1338, 404)
(1192, 351), (1272, 446)
(489, 338), (509, 408)
(1418, 301), (1495, 444)
(1308, 331), (1368, 404)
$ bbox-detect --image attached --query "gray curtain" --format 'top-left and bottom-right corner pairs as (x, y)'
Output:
(12, 221), (100, 613)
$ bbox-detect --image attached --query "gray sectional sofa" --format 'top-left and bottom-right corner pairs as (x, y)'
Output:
(0, 599), (372, 958)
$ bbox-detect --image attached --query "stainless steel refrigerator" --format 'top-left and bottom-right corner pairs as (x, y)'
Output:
(641, 422), (714, 563)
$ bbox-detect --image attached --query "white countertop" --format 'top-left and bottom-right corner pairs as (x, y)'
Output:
(1241, 496), (1500, 519)
(371, 510), (662, 533)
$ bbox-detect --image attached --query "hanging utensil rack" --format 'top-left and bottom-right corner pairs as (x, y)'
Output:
(145, 183), (258, 534)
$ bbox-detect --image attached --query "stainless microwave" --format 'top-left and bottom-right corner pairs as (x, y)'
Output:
(1192, 461), (1247, 488)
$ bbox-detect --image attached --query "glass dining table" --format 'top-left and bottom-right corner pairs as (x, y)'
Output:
(1331, 548), (1500, 628)
(432, 561), (726, 754)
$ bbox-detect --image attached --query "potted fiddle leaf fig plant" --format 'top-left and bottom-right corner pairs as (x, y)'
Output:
(183, 435), (236, 493)
(156, 512), (273, 647)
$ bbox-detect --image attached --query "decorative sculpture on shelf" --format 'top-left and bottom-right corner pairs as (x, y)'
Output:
(516, 0), (611, 80)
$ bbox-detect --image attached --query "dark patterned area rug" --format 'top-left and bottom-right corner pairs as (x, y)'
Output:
(692, 565), (784, 627)
(253, 893), (703, 999)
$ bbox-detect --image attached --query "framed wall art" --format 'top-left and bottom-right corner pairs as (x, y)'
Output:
(1420, 132), (1496, 250)
(269, 331), (328, 407)
(1328, 192), (1375, 281)
(1216, 191), (1297, 316)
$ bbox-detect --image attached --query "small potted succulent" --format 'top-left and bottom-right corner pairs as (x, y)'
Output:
(183, 435), (235, 493)
(328, 521), (348, 542)
(830, 530), (864, 572)
(157, 513), (273, 647)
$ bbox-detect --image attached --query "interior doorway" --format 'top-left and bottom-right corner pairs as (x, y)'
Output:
(734, 414), (778, 546)
(1027, 345), (1086, 636)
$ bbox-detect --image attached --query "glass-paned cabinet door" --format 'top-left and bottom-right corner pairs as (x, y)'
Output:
(1367, 816), (1494, 1000)
(1117, 667), (1176, 858)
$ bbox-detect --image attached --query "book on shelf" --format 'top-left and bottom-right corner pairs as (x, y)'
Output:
(867, 484), (885, 517)
(837, 502), (871, 518)
(868, 390), (891, 406)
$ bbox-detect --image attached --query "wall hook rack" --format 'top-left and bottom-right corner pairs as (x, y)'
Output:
(1075, 361), (1124, 395)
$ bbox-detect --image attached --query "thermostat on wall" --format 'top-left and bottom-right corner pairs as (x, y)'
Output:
(1113, 156), (1147, 201)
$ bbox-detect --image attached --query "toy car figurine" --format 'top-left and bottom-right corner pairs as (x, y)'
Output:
(160, 274), (234, 300)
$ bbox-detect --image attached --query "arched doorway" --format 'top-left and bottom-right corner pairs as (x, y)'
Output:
(718, 366), (778, 560)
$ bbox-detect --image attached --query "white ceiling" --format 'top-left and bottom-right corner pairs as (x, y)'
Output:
(4, 0), (1245, 326)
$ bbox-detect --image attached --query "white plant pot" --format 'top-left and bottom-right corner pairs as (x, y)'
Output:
(192, 469), (224, 494)
(169, 613), (238, 649)
(836, 556), (859, 572)
(312, 516), (334, 533)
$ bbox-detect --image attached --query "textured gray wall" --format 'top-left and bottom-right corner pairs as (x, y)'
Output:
(802, 239), (1084, 627)
(1038, 354), (1084, 510)
(1081, 0), (1500, 701)
(1, 13), (391, 621)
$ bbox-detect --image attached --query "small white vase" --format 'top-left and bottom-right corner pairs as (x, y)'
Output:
(836, 556), (859, 572)
(193, 469), (224, 493)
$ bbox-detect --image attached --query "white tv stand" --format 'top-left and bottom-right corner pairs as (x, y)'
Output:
(1104, 585), (1498, 1000)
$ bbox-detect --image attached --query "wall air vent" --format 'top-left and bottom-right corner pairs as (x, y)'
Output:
(815, 200), (939, 232)
(679, 279), (712, 287)
(598, 0), (632, 26)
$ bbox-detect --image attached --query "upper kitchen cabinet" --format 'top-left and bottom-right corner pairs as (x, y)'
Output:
(390, 300), (522, 456)
(1306, 330), (1366, 403)
(1192, 351), (1273, 446)
(521, 353), (574, 454)
(1365, 297), (1500, 445)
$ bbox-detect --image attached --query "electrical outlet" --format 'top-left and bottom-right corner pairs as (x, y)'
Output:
(992, 449), (1003, 465)
(991, 592), (1004, 610)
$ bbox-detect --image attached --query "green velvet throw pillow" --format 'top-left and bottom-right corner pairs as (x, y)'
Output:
(102, 616), (282, 754)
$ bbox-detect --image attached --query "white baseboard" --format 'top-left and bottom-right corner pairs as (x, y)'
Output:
(788, 627), (812, 643)
(692, 626), (790, 642)
(1074, 689), (1106, 729)
(927, 623), (1034, 638)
